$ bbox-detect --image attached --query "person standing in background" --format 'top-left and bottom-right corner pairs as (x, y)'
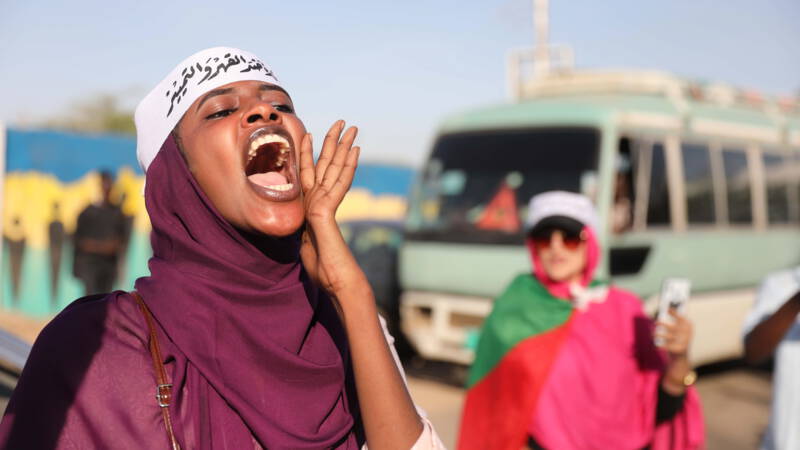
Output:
(48, 202), (65, 306)
(743, 269), (800, 449)
(72, 170), (127, 295)
(459, 191), (704, 450)
(5, 217), (26, 304)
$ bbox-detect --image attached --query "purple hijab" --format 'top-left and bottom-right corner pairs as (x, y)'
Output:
(135, 135), (362, 448)
(0, 135), (362, 449)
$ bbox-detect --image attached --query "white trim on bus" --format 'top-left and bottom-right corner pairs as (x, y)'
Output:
(665, 135), (688, 231)
(691, 118), (781, 144)
(708, 143), (729, 227)
(616, 112), (682, 132)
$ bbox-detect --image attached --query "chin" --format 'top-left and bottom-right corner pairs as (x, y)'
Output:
(247, 205), (305, 237)
(248, 216), (304, 237)
(256, 222), (303, 237)
(544, 268), (572, 283)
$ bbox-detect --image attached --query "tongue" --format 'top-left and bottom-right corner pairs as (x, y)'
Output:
(248, 171), (288, 187)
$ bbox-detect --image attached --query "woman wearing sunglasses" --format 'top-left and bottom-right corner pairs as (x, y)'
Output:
(458, 191), (705, 450)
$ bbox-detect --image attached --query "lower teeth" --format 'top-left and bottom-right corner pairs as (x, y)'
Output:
(267, 183), (293, 191)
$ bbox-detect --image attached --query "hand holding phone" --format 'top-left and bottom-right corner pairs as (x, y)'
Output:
(655, 278), (691, 346)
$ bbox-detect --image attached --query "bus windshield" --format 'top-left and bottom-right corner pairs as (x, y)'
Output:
(406, 127), (600, 244)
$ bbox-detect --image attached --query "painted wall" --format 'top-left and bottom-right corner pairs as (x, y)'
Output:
(2, 127), (414, 317)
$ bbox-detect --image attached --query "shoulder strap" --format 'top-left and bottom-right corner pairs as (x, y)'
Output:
(131, 291), (181, 450)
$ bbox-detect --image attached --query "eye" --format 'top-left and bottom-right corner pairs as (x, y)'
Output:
(205, 108), (236, 120)
(273, 103), (294, 113)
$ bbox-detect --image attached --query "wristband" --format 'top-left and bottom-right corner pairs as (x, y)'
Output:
(670, 370), (697, 387)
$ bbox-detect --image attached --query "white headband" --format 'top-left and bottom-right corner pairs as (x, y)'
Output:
(524, 191), (599, 233)
(134, 46), (282, 172)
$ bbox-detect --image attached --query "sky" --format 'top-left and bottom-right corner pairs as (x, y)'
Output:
(1, 0), (798, 166)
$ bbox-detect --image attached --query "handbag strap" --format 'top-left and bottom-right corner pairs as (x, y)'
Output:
(131, 291), (181, 450)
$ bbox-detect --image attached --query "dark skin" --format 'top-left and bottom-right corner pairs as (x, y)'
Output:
(175, 80), (423, 449)
(744, 292), (800, 365)
(177, 82), (306, 237)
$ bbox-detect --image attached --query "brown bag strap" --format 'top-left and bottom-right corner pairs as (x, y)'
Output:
(132, 291), (181, 450)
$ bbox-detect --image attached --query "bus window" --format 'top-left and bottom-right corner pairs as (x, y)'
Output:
(763, 152), (792, 224)
(682, 143), (716, 225)
(407, 127), (600, 244)
(646, 142), (671, 227)
(722, 149), (752, 225)
(613, 138), (635, 233)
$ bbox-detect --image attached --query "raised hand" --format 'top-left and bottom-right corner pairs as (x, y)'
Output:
(655, 308), (693, 358)
(298, 120), (367, 297)
(656, 308), (695, 394)
(299, 121), (426, 448)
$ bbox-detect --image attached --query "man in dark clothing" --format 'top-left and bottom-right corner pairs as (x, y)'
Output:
(72, 171), (127, 295)
(48, 202), (65, 305)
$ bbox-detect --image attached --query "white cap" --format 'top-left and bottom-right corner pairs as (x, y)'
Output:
(524, 191), (599, 233)
(134, 47), (282, 172)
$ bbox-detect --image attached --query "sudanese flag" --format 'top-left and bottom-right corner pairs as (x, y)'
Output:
(457, 274), (582, 450)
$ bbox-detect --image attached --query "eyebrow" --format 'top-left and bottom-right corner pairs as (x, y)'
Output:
(259, 83), (292, 100)
(195, 87), (234, 112)
(195, 84), (292, 112)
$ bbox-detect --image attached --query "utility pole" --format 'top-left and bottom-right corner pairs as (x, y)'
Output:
(533, 0), (550, 77)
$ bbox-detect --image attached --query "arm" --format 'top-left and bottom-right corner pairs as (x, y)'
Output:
(298, 122), (423, 449)
(654, 309), (693, 396)
(743, 292), (800, 365)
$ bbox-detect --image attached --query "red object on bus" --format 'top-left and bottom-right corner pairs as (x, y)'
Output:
(476, 183), (521, 232)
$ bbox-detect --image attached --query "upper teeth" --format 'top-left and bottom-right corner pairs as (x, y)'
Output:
(248, 134), (291, 164)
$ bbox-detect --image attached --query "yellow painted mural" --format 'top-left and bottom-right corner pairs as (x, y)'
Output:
(2, 168), (149, 251)
(3, 171), (406, 252)
(2, 165), (409, 317)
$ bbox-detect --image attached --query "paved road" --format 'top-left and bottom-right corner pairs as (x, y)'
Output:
(0, 361), (771, 449)
(405, 360), (772, 449)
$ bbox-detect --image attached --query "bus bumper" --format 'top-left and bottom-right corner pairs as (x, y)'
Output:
(399, 290), (493, 365)
(401, 287), (755, 367)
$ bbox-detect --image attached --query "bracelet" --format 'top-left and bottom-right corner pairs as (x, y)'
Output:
(668, 370), (697, 387)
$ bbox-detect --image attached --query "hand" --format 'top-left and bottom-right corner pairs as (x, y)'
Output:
(655, 308), (693, 359)
(298, 120), (365, 296)
(657, 308), (694, 394)
(297, 123), (422, 449)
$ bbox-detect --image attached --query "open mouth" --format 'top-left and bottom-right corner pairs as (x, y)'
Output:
(244, 129), (297, 196)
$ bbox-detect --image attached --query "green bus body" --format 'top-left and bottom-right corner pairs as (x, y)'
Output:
(399, 74), (800, 366)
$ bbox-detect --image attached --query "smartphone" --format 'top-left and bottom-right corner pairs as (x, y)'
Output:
(654, 278), (691, 346)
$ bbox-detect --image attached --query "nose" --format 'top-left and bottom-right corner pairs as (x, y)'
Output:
(242, 101), (281, 127)
(550, 232), (566, 251)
